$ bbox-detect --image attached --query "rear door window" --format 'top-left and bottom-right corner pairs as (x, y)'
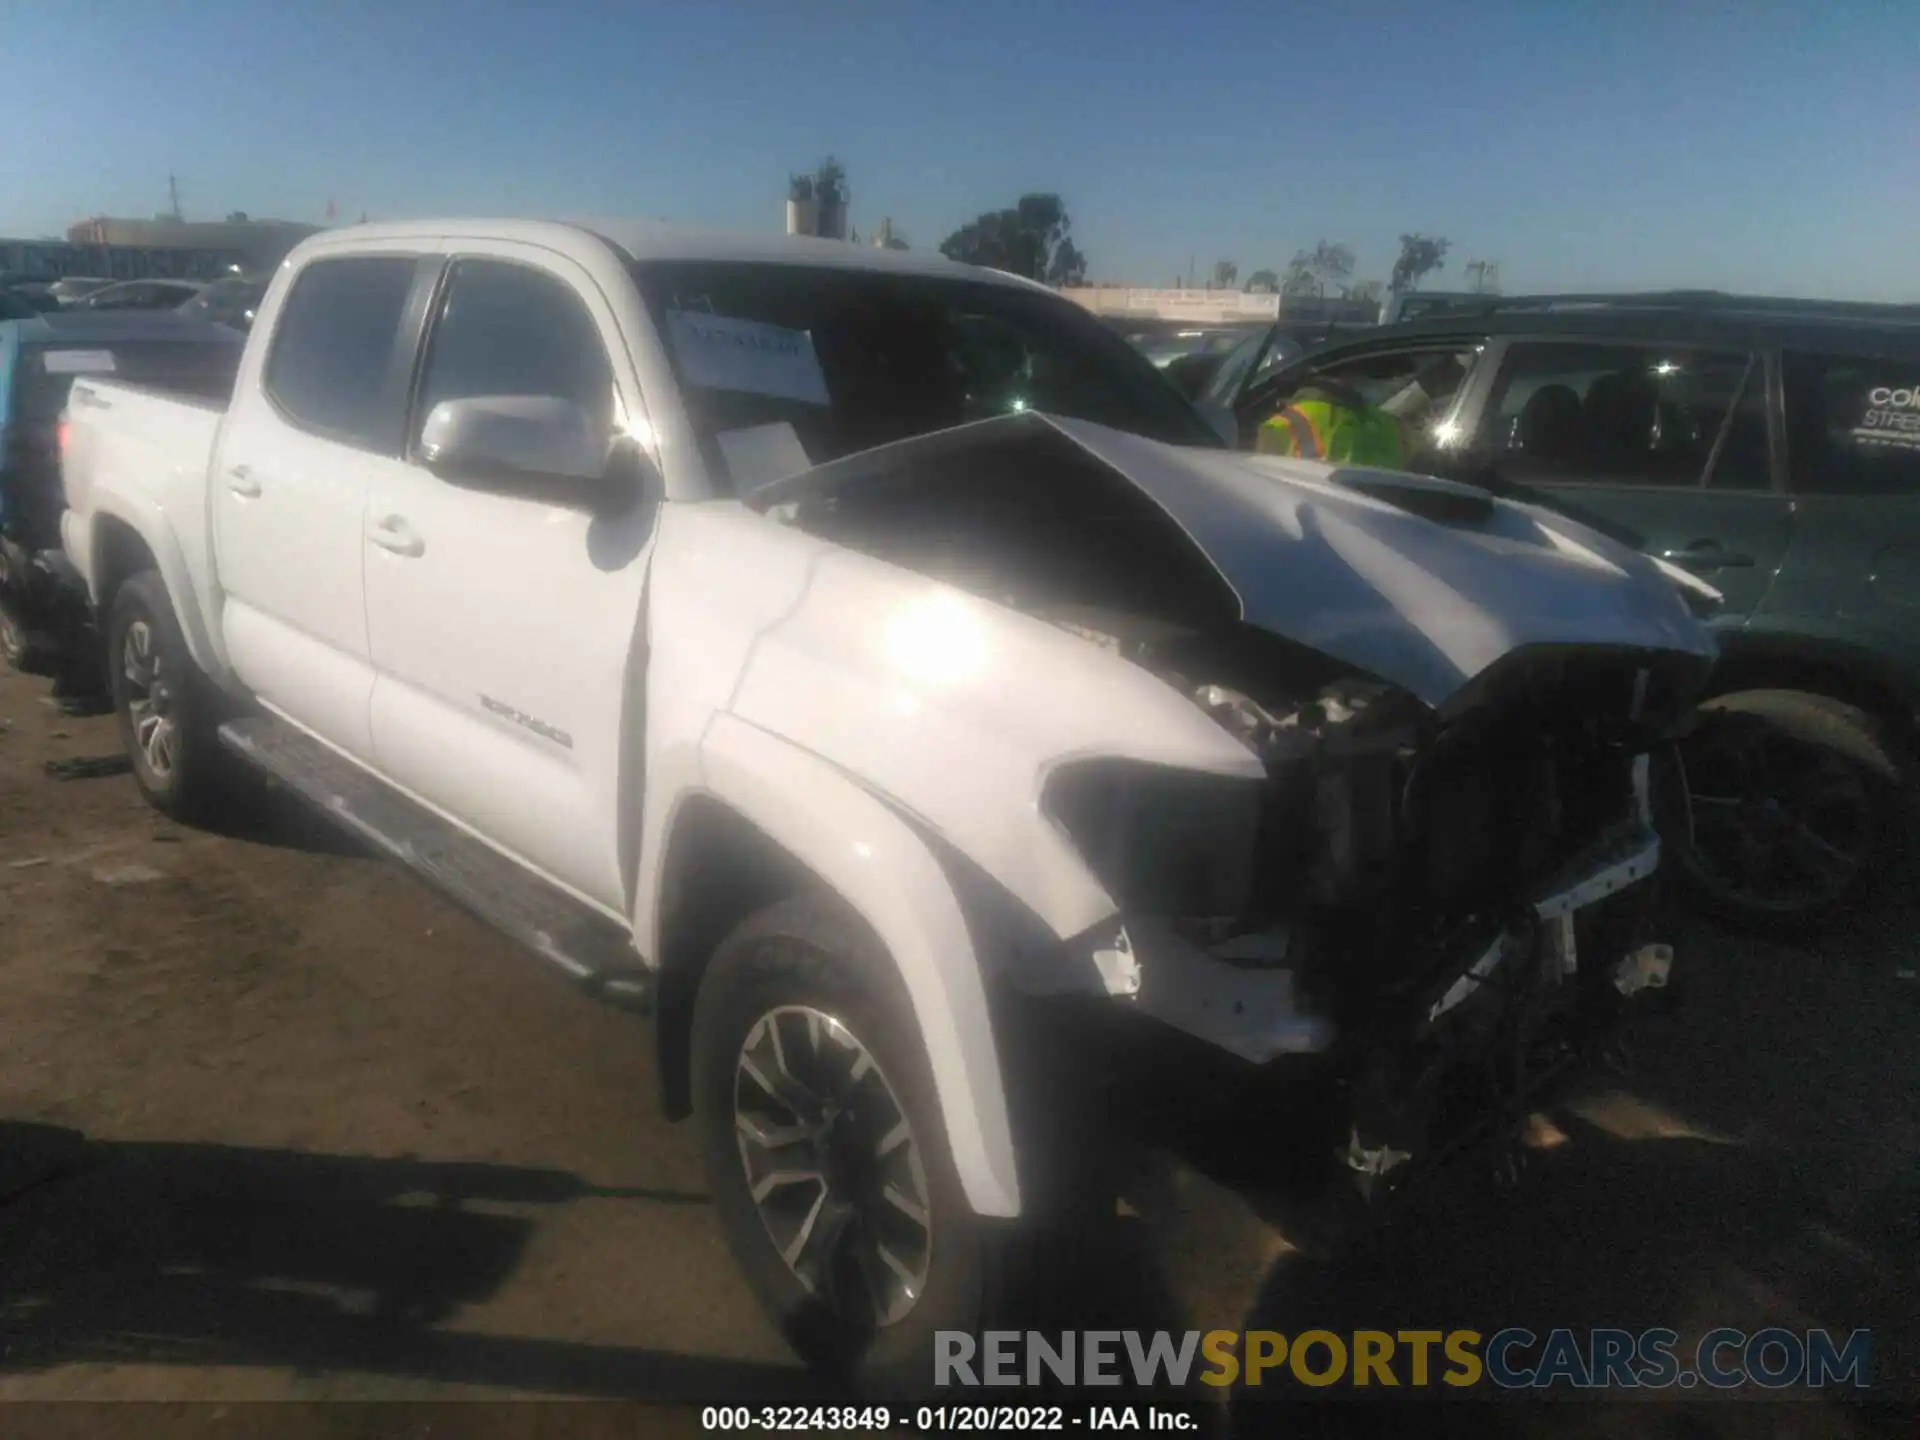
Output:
(1783, 353), (1920, 495)
(1479, 341), (1764, 488)
(263, 256), (419, 453)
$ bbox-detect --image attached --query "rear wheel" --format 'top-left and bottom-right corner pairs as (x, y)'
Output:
(107, 571), (227, 822)
(1664, 692), (1907, 931)
(692, 894), (997, 1397)
(0, 595), (57, 675)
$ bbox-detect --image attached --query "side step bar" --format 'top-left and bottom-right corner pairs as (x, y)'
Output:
(218, 715), (653, 1013)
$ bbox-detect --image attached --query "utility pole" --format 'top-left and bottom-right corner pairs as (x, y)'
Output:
(166, 173), (184, 222)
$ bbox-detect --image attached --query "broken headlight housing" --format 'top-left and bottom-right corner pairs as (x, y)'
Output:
(1042, 759), (1264, 924)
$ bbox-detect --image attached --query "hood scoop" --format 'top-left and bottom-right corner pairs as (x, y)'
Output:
(1324, 467), (1497, 526)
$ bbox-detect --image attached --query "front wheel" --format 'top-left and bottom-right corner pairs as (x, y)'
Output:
(691, 894), (998, 1397)
(1660, 692), (1907, 932)
(106, 571), (227, 822)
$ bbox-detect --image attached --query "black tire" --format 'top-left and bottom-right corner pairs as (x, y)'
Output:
(1661, 690), (1909, 933)
(0, 594), (58, 675)
(106, 570), (227, 822)
(692, 893), (999, 1398)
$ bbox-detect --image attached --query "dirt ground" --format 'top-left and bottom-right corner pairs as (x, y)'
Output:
(1, 659), (1915, 1437)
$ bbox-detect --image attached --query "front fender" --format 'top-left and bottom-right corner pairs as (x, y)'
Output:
(691, 710), (1021, 1219)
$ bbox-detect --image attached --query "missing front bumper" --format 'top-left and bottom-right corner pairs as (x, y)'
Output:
(1344, 824), (1673, 1198)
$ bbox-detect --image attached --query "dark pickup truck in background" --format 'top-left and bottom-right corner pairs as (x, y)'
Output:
(0, 311), (243, 689)
(1225, 292), (1920, 929)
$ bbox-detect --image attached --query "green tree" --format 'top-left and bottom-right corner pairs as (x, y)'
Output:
(1246, 268), (1280, 293)
(1390, 233), (1451, 293)
(940, 193), (1087, 285)
(1212, 259), (1238, 290)
(1282, 240), (1356, 297)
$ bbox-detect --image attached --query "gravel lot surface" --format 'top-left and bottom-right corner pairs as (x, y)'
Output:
(1, 661), (1913, 1436)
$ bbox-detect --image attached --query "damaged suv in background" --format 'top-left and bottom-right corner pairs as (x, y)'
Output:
(56, 222), (1714, 1389)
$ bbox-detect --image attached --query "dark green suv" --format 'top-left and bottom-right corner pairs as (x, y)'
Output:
(1232, 293), (1920, 928)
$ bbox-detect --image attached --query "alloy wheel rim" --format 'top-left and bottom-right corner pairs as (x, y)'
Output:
(1680, 721), (1875, 913)
(123, 620), (178, 780)
(733, 1004), (933, 1328)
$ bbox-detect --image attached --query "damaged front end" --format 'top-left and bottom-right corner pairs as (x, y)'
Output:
(1042, 628), (1700, 1202)
(742, 409), (1716, 1203)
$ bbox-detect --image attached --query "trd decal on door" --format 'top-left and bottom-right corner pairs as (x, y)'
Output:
(479, 694), (574, 750)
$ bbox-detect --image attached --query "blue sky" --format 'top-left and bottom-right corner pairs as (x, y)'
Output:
(3, 0), (1914, 298)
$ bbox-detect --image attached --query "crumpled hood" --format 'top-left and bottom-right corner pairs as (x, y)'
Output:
(746, 411), (1717, 711)
(1038, 416), (1716, 709)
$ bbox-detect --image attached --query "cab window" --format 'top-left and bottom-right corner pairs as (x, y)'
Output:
(412, 258), (617, 448)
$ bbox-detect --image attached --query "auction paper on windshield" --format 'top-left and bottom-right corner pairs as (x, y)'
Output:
(666, 310), (831, 406)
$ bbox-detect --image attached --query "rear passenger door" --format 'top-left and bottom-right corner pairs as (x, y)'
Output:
(1456, 338), (1791, 626)
(215, 252), (432, 760)
(1770, 351), (1920, 679)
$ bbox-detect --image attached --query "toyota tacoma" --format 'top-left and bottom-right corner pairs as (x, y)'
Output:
(56, 220), (1712, 1388)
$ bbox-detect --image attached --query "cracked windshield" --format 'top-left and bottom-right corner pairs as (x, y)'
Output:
(0, 1), (1912, 1434)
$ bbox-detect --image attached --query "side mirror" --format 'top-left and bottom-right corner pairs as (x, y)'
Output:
(419, 395), (618, 504)
(1195, 398), (1238, 448)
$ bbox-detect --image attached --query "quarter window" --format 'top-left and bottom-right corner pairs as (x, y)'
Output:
(1784, 353), (1920, 495)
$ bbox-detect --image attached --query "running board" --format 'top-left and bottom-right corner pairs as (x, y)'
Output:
(217, 716), (653, 1013)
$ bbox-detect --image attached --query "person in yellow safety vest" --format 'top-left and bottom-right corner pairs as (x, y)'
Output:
(1255, 378), (1407, 467)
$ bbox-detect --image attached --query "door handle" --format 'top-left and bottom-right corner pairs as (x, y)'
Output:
(225, 465), (261, 498)
(366, 515), (425, 558)
(1659, 541), (1754, 572)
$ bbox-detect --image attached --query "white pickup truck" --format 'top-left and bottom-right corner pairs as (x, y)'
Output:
(59, 219), (1713, 1387)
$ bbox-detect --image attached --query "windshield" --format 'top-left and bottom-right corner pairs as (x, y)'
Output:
(631, 260), (1218, 491)
(16, 340), (242, 424)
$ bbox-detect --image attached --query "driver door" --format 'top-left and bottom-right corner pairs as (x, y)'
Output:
(363, 248), (659, 912)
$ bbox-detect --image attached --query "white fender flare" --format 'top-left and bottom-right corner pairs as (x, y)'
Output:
(72, 490), (228, 683)
(694, 711), (1021, 1218)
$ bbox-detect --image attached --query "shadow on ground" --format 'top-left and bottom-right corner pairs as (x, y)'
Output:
(190, 775), (373, 858)
(1027, 895), (1920, 1437)
(0, 1123), (815, 1401)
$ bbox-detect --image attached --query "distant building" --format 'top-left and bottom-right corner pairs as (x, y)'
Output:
(1061, 287), (1382, 326)
(66, 215), (320, 269)
(784, 161), (850, 242)
(0, 213), (327, 284)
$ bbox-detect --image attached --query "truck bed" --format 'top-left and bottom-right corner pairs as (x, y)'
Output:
(61, 376), (225, 529)
(59, 375), (228, 626)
